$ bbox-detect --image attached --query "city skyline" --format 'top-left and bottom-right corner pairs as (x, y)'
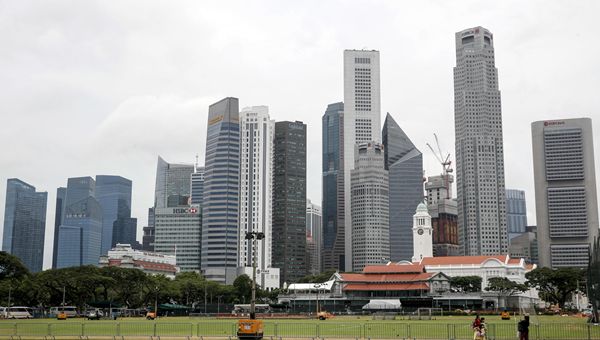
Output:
(1, 1), (600, 269)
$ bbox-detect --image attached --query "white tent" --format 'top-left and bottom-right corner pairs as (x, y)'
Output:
(362, 299), (402, 310)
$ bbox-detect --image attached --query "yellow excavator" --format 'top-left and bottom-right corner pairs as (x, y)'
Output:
(237, 232), (265, 340)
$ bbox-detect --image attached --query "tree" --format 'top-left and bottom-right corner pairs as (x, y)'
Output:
(173, 272), (205, 306)
(0, 251), (29, 281)
(450, 276), (482, 292)
(233, 274), (252, 303)
(485, 277), (528, 309)
(526, 267), (584, 308)
(588, 237), (600, 322)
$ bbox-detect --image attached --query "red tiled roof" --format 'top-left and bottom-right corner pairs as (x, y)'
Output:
(344, 282), (429, 291)
(418, 255), (511, 266)
(362, 264), (425, 274)
(340, 272), (434, 283)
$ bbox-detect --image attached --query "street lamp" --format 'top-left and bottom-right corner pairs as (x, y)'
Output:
(244, 231), (265, 320)
(314, 283), (324, 319)
(217, 295), (223, 315)
(154, 286), (159, 319)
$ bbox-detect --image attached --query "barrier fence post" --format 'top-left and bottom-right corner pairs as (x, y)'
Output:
(117, 322), (121, 336)
(274, 322), (278, 337)
(316, 323), (320, 338)
(588, 323), (592, 340)
(535, 323), (540, 340)
(81, 323), (84, 336)
(153, 322), (157, 337)
(47, 323), (51, 336)
(13, 323), (16, 336)
(407, 324), (411, 339)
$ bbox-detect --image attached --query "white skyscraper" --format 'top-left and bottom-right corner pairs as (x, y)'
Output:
(343, 49), (381, 270)
(454, 27), (508, 255)
(237, 106), (279, 290)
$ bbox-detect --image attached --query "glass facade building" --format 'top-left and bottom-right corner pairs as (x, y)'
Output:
(321, 102), (345, 272)
(52, 187), (66, 268)
(154, 156), (195, 209)
(202, 97), (240, 284)
(154, 206), (202, 272)
(96, 175), (134, 254)
(191, 167), (205, 206)
(272, 121), (307, 285)
(382, 113), (423, 262)
(506, 189), (527, 240)
(2, 178), (47, 273)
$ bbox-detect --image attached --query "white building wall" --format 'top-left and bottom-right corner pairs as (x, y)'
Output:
(238, 106), (278, 289)
(343, 50), (381, 271)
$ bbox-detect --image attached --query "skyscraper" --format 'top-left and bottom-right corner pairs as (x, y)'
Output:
(202, 97), (240, 284)
(382, 113), (423, 261)
(154, 156), (194, 209)
(454, 26), (508, 255)
(96, 175), (134, 254)
(321, 102), (345, 272)
(142, 207), (155, 251)
(532, 118), (599, 268)
(425, 175), (459, 256)
(191, 166), (205, 206)
(238, 106), (279, 290)
(506, 189), (527, 240)
(52, 187), (66, 268)
(56, 177), (102, 268)
(272, 121), (307, 285)
(154, 205), (202, 271)
(306, 199), (322, 276)
(2, 179), (47, 272)
(343, 50), (381, 271)
(351, 142), (389, 272)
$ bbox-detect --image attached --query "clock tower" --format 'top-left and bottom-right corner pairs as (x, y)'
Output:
(412, 202), (433, 262)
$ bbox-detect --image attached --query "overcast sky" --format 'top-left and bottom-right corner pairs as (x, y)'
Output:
(1, 1), (599, 270)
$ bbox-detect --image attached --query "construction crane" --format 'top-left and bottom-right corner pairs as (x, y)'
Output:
(426, 134), (453, 199)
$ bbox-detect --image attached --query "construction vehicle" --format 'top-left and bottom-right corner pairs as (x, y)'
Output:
(318, 311), (333, 320)
(237, 232), (265, 340)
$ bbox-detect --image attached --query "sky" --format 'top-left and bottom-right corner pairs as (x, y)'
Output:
(1, 0), (599, 270)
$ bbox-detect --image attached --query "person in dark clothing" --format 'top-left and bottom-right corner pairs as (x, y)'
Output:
(518, 315), (530, 340)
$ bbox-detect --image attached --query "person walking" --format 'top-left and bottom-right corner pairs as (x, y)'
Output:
(472, 314), (482, 340)
(518, 315), (530, 340)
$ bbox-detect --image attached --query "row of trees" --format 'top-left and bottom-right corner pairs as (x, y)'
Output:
(446, 267), (586, 308)
(0, 252), (276, 310)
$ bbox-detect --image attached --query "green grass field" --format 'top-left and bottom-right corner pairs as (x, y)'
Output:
(0, 315), (596, 339)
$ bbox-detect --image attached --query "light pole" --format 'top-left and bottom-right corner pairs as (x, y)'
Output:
(217, 295), (223, 315)
(314, 283), (324, 319)
(154, 286), (159, 319)
(245, 231), (265, 319)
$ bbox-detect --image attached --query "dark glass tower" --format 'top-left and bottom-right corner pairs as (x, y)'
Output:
(382, 113), (423, 262)
(56, 177), (103, 268)
(96, 175), (134, 254)
(52, 187), (66, 268)
(201, 97), (240, 284)
(322, 102), (345, 272)
(2, 178), (47, 272)
(272, 121), (307, 285)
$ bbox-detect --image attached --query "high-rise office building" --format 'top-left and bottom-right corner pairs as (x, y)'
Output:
(343, 49), (381, 270)
(321, 102), (345, 272)
(454, 26), (508, 255)
(306, 199), (322, 276)
(532, 118), (599, 268)
(96, 175), (134, 254)
(425, 175), (459, 256)
(142, 207), (155, 251)
(272, 121), (307, 285)
(2, 179), (47, 272)
(506, 189), (527, 240)
(56, 176), (103, 268)
(154, 156), (194, 209)
(351, 142), (389, 272)
(191, 166), (205, 206)
(238, 106), (279, 290)
(52, 187), (66, 268)
(154, 205), (202, 272)
(202, 97), (240, 284)
(382, 113), (423, 261)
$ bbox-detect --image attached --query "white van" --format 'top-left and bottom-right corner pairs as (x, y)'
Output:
(49, 306), (78, 318)
(0, 307), (7, 318)
(7, 307), (32, 319)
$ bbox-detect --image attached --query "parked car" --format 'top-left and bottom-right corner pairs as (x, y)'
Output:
(86, 309), (103, 320)
(49, 306), (78, 318)
(7, 307), (33, 319)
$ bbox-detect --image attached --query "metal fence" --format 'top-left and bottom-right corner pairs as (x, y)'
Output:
(0, 322), (599, 339)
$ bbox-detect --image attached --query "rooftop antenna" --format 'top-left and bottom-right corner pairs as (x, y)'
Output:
(426, 134), (453, 199)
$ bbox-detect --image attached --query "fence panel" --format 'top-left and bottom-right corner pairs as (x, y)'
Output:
(538, 322), (590, 340)
(156, 322), (194, 336)
(50, 322), (83, 336)
(15, 322), (48, 336)
(118, 321), (155, 336)
(588, 323), (600, 340)
(0, 323), (15, 336)
(197, 322), (235, 337)
(409, 323), (449, 339)
(364, 322), (409, 339)
(318, 322), (363, 339)
(275, 322), (318, 338)
(82, 322), (119, 336)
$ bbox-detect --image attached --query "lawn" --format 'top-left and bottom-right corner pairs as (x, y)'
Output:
(0, 315), (595, 339)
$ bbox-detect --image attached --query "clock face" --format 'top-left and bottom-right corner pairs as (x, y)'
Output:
(417, 228), (424, 235)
